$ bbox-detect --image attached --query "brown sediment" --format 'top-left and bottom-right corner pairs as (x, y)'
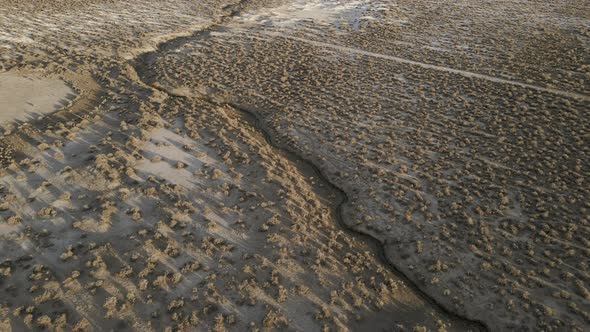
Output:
(130, 8), (488, 331)
(1, 0), (587, 330)
(133, 1), (590, 330)
(1, 0), (486, 330)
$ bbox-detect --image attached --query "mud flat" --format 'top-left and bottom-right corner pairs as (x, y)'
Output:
(143, 0), (590, 330)
(0, 0), (587, 330)
(0, 0), (487, 331)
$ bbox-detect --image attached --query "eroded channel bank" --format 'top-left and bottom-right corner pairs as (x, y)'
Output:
(131, 0), (590, 330)
(131, 5), (487, 332)
(0, 0), (486, 330)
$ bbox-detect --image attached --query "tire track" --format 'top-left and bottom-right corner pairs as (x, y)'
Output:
(252, 30), (589, 102)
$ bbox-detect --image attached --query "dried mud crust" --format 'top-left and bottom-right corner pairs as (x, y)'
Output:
(0, 0), (484, 331)
(142, 1), (590, 331)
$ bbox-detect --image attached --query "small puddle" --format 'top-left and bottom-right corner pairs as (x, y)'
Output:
(0, 72), (77, 127)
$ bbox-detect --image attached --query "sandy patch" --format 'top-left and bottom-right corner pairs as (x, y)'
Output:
(239, 0), (380, 29)
(0, 72), (76, 126)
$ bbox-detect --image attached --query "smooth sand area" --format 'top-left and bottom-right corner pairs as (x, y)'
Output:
(0, 72), (75, 125)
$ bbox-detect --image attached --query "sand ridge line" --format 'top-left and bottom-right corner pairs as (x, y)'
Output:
(207, 99), (491, 330)
(131, 70), (489, 332)
(132, 2), (590, 329)
(0, 1), (484, 330)
(250, 30), (590, 102)
(128, 13), (489, 332)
